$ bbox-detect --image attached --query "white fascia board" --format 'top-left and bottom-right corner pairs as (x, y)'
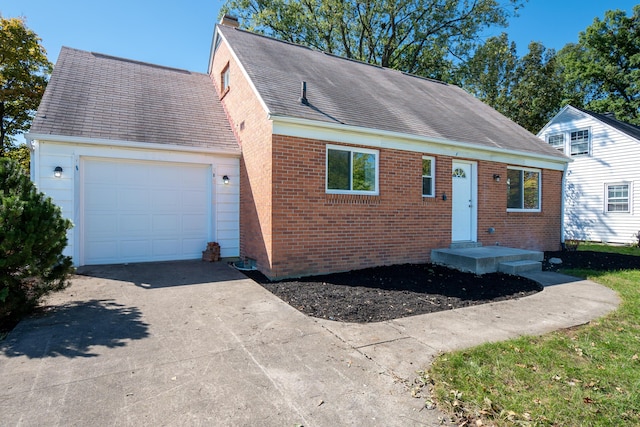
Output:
(214, 29), (271, 117)
(271, 115), (571, 171)
(25, 133), (241, 157)
(537, 105), (573, 137)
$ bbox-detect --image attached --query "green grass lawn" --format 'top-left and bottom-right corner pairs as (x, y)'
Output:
(427, 245), (640, 426)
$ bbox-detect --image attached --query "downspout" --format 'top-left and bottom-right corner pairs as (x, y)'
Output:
(25, 134), (39, 186)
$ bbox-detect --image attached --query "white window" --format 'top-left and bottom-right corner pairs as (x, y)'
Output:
(221, 65), (230, 92)
(326, 145), (378, 195)
(422, 156), (435, 197)
(570, 129), (590, 156)
(548, 133), (564, 152)
(507, 167), (541, 211)
(606, 183), (630, 213)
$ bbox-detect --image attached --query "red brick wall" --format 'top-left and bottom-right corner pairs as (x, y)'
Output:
(269, 137), (563, 279)
(477, 163), (563, 251)
(211, 40), (274, 272)
(270, 136), (452, 278)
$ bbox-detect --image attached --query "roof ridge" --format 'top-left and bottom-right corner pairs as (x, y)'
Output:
(90, 52), (196, 75)
(221, 25), (448, 86)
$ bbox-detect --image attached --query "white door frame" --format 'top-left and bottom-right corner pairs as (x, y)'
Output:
(451, 160), (478, 242)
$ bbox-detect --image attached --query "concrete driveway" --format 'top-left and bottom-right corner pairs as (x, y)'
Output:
(0, 262), (619, 426)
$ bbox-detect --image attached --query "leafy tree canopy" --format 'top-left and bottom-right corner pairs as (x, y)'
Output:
(0, 16), (52, 153)
(457, 33), (563, 133)
(558, 6), (640, 125)
(222, 0), (525, 80)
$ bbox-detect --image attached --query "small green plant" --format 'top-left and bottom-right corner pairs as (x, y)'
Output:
(564, 238), (580, 251)
(634, 231), (640, 248)
(1, 158), (74, 324)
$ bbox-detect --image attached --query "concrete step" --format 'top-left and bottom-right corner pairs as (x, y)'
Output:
(449, 241), (483, 249)
(431, 246), (544, 275)
(498, 260), (542, 275)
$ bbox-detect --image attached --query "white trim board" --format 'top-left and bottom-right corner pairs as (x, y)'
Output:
(272, 115), (570, 171)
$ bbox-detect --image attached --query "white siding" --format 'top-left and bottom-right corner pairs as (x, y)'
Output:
(32, 140), (240, 265)
(540, 109), (639, 243)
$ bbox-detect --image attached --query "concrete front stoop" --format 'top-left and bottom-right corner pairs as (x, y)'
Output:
(431, 245), (544, 275)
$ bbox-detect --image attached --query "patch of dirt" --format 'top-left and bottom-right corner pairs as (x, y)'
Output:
(544, 250), (640, 272)
(242, 263), (542, 323)
(243, 250), (639, 323)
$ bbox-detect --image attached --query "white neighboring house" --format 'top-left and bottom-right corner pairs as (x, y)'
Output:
(538, 105), (639, 244)
(28, 47), (241, 266)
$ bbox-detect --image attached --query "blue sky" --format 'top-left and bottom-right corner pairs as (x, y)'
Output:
(2, 1), (638, 73)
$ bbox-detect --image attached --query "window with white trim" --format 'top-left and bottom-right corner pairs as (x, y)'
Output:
(507, 167), (541, 211)
(606, 183), (630, 213)
(422, 156), (435, 197)
(570, 129), (590, 156)
(221, 65), (230, 92)
(548, 133), (564, 152)
(326, 145), (378, 194)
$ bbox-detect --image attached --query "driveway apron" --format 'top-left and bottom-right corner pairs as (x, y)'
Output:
(0, 261), (437, 426)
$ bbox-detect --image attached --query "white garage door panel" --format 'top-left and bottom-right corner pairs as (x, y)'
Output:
(83, 158), (211, 265)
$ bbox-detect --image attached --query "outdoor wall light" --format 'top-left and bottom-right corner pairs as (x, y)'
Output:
(54, 166), (63, 178)
(442, 192), (447, 201)
(493, 174), (501, 182)
(222, 175), (230, 184)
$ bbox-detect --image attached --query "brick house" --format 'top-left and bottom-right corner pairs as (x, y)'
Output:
(209, 19), (569, 279)
(29, 18), (569, 279)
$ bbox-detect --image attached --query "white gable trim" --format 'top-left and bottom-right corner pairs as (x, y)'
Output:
(271, 115), (570, 171)
(26, 133), (241, 157)
(212, 28), (271, 117)
(537, 105), (576, 137)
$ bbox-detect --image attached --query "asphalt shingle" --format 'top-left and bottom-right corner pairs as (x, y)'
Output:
(30, 47), (238, 153)
(217, 25), (566, 160)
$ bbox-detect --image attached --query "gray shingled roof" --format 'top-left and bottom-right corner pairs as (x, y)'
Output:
(30, 47), (239, 153)
(573, 106), (640, 142)
(217, 25), (567, 160)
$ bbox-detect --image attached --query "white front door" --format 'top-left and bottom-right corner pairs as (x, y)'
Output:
(451, 160), (477, 242)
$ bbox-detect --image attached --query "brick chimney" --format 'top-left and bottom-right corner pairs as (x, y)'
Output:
(220, 15), (239, 28)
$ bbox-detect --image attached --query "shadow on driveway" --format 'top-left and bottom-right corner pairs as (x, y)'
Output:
(0, 299), (149, 359)
(76, 259), (245, 289)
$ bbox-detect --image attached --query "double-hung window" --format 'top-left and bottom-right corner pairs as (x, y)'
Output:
(507, 167), (541, 211)
(326, 145), (378, 194)
(422, 156), (435, 197)
(606, 184), (630, 213)
(221, 65), (230, 93)
(570, 129), (590, 156)
(548, 134), (564, 152)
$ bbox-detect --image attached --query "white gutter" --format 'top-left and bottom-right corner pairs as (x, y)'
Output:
(270, 114), (572, 171)
(25, 133), (241, 157)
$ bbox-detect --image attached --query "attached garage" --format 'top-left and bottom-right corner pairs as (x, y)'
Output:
(81, 158), (212, 265)
(27, 47), (241, 266)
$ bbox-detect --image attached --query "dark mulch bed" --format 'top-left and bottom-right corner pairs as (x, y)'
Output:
(243, 250), (639, 323)
(544, 249), (640, 272)
(243, 263), (541, 323)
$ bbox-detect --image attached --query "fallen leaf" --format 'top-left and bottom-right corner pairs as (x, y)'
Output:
(632, 354), (638, 361)
(583, 397), (594, 404)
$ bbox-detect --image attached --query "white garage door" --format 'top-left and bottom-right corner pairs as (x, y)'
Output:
(82, 158), (211, 265)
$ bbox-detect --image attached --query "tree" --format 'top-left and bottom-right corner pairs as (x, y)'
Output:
(0, 158), (73, 321)
(458, 34), (564, 133)
(508, 41), (564, 133)
(557, 6), (640, 124)
(0, 16), (52, 154)
(222, 0), (526, 80)
(456, 33), (518, 117)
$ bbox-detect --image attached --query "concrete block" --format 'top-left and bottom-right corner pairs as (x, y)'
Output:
(498, 260), (542, 274)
